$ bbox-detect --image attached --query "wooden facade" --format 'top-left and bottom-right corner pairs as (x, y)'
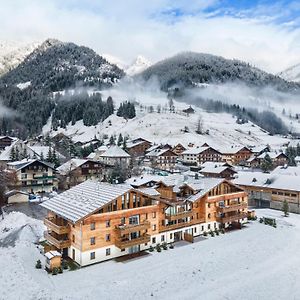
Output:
(43, 179), (248, 266)
(127, 138), (152, 157)
(222, 147), (253, 165)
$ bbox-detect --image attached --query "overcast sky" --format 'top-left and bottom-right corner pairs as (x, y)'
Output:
(1, 0), (300, 73)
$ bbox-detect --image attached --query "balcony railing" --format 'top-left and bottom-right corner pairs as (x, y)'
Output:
(165, 210), (194, 221)
(115, 221), (151, 235)
(115, 234), (151, 249)
(44, 231), (71, 249)
(33, 175), (56, 180)
(160, 219), (198, 232)
(220, 212), (248, 223)
(218, 202), (247, 213)
(44, 218), (70, 235)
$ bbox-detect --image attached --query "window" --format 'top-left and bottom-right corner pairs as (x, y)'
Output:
(152, 237), (156, 244)
(152, 212), (156, 218)
(207, 203), (211, 208)
(120, 217), (125, 225)
(106, 248), (111, 256)
(72, 234), (75, 243)
(145, 213), (148, 220)
(106, 234), (110, 242)
(106, 220), (110, 228)
(170, 233), (173, 239)
(90, 237), (95, 245)
(152, 224), (156, 231)
(90, 252), (95, 260)
(208, 224), (211, 230)
(214, 223), (217, 228)
(90, 222), (95, 230)
(161, 235), (165, 242)
(208, 213), (211, 219)
(194, 227), (197, 233)
(201, 226), (204, 231)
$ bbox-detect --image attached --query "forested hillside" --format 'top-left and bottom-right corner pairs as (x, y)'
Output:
(138, 52), (300, 92)
(0, 39), (125, 138)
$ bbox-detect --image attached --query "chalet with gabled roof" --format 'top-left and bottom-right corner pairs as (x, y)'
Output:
(126, 138), (152, 157)
(181, 146), (222, 166)
(41, 175), (248, 266)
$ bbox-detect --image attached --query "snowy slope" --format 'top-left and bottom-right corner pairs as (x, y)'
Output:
(278, 63), (300, 82)
(2, 209), (300, 299)
(44, 104), (288, 150)
(0, 41), (41, 75)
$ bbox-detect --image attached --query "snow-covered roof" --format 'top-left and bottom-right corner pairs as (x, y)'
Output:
(181, 147), (209, 155)
(200, 165), (236, 175)
(146, 148), (176, 157)
(40, 180), (133, 223)
(99, 146), (130, 158)
(234, 171), (300, 192)
(257, 152), (287, 159)
(45, 251), (62, 259)
(135, 187), (160, 197)
(218, 146), (250, 154)
(57, 159), (88, 175)
(7, 159), (54, 171)
(295, 156), (300, 161)
(127, 138), (150, 149)
(271, 165), (300, 177)
(200, 161), (231, 168)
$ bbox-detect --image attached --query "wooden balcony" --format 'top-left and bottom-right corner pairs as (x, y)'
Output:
(44, 231), (71, 249)
(44, 218), (70, 235)
(115, 221), (150, 235)
(220, 212), (248, 223)
(115, 234), (151, 249)
(165, 210), (194, 221)
(218, 202), (247, 213)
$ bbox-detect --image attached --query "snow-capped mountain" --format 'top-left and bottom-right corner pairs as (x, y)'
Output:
(126, 55), (151, 76)
(0, 41), (41, 76)
(0, 39), (125, 90)
(278, 63), (300, 83)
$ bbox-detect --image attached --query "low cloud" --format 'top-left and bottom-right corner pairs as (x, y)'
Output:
(0, 1), (300, 73)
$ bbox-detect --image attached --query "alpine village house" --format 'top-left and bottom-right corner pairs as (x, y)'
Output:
(41, 175), (248, 266)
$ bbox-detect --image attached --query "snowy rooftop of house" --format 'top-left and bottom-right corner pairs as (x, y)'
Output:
(146, 148), (175, 157)
(96, 145), (108, 152)
(200, 165), (236, 175)
(200, 161), (231, 168)
(217, 145), (249, 154)
(181, 147), (209, 155)
(7, 159), (54, 171)
(135, 187), (161, 197)
(233, 171), (300, 192)
(146, 144), (160, 153)
(127, 138), (150, 149)
(271, 165), (300, 177)
(257, 152), (286, 159)
(0, 135), (18, 141)
(246, 155), (258, 162)
(250, 145), (269, 153)
(40, 180), (133, 223)
(99, 146), (130, 158)
(57, 159), (88, 175)
(86, 152), (96, 159)
(295, 156), (300, 161)
(45, 251), (62, 259)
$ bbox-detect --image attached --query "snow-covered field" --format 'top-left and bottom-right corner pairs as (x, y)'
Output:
(1, 209), (300, 300)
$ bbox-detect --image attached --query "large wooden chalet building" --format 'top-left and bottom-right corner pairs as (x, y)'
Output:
(41, 175), (248, 266)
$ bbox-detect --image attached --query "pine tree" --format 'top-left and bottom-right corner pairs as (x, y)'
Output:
(282, 200), (289, 217)
(9, 146), (16, 161)
(117, 134), (123, 146)
(261, 154), (273, 172)
(15, 147), (20, 161)
(122, 138), (127, 150)
(109, 135), (116, 145)
(46, 147), (52, 163)
(40, 152), (45, 161)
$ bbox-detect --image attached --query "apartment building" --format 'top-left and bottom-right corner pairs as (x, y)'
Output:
(7, 159), (57, 194)
(41, 175), (248, 266)
(181, 146), (222, 166)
